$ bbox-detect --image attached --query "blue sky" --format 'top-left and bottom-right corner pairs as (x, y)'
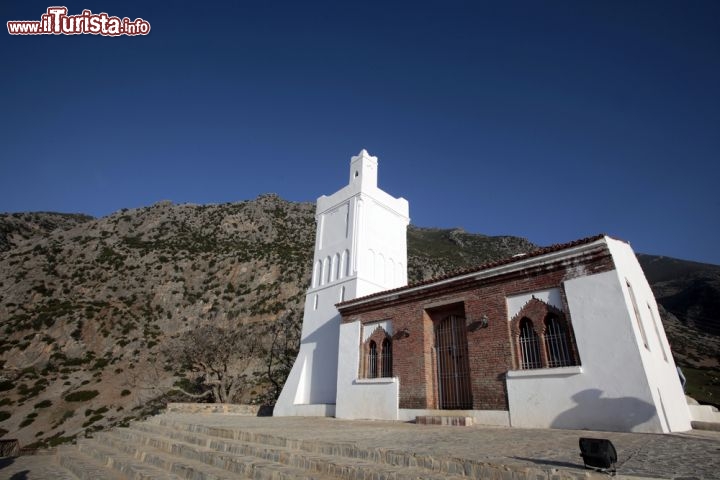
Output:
(2, 1), (719, 265)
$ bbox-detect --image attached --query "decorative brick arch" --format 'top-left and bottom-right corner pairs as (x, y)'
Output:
(510, 297), (579, 369)
(361, 325), (393, 378)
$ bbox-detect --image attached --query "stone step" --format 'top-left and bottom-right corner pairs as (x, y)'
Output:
(107, 424), (436, 480)
(94, 427), (339, 480)
(52, 412), (602, 480)
(416, 415), (474, 426)
(137, 416), (471, 480)
(56, 445), (128, 480)
(691, 420), (720, 432)
(74, 440), (187, 480)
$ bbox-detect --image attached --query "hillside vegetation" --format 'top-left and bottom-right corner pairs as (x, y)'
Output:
(0, 197), (718, 448)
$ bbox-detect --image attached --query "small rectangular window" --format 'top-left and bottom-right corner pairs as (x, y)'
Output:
(648, 303), (668, 362)
(626, 280), (649, 350)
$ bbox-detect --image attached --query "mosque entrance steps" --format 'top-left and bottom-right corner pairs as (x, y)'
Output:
(415, 415), (474, 426)
(54, 413), (482, 480)
(44, 411), (720, 479)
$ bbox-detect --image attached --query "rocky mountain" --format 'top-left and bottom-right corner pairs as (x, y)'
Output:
(0, 212), (93, 253)
(636, 255), (720, 405)
(0, 197), (717, 449)
(0, 195), (315, 448)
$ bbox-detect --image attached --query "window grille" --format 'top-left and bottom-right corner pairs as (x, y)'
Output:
(381, 338), (392, 377)
(367, 341), (378, 378)
(544, 315), (573, 367)
(519, 318), (542, 369)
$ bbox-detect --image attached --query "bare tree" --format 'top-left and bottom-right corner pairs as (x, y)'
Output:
(163, 323), (259, 404)
(260, 310), (301, 404)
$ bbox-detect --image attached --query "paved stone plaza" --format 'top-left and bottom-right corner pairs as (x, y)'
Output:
(1, 414), (719, 479)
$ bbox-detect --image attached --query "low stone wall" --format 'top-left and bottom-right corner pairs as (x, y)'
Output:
(165, 403), (271, 416)
(0, 439), (20, 457)
(688, 404), (720, 423)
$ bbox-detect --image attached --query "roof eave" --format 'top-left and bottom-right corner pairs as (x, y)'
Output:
(337, 235), (611, 312)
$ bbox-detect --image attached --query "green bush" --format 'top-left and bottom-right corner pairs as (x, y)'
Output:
(34, 399), (53, 408)
(120, 389), (131, 396)
(64, 390), (99, 402)
(19, 417), (35, 428)
(0, 411), (11, 421)
(92, 358), (109, 370)
(0, 380), (14, 391)
(52, 410), (74, 428)
(82, 413), (105, 427)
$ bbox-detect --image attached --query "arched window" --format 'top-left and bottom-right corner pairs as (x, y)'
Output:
(325, 256), (332, 284)
(321, 258), (329, 286)
(312, 260), (321, 287)
(367, 249), (375, 279)
(519, 318), (541, 369)
(343, 249), (350, 277)
(376, 253), (385, 284)
(511, 297), (579, 370)
(544, 315), (572, 367)
(367, 341), (378, 379)
(331, 253), (339, 282)
(381, 338), (392, 378)
(339, 250), (347, 280)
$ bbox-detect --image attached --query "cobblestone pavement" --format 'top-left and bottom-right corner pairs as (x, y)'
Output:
(173, 414), (720, 480)
(2, 415), (719, 479)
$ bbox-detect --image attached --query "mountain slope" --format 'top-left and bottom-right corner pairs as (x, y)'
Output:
(0, 196), (315, 447)
(0, 212), (93, 253)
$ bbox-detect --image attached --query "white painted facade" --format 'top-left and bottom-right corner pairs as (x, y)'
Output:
(274, 150), (409, 416)
(499, 238), (691, 433)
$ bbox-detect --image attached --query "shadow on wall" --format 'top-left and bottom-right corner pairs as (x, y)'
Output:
(296, 313), (341, 404)
(551, 389), (656, 431)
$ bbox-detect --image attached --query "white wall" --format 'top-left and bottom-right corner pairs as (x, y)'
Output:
(335, 321), (399, 420)
(508, 268), (666, 432)
(274, 285), (345, 414)
(606, 238), (691, 432)
(507, 241), (691, 433)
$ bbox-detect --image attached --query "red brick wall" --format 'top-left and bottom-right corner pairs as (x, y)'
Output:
(341, 245), (614, 411)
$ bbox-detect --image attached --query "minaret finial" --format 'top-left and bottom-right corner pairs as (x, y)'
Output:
(349, 149), (378, 188)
